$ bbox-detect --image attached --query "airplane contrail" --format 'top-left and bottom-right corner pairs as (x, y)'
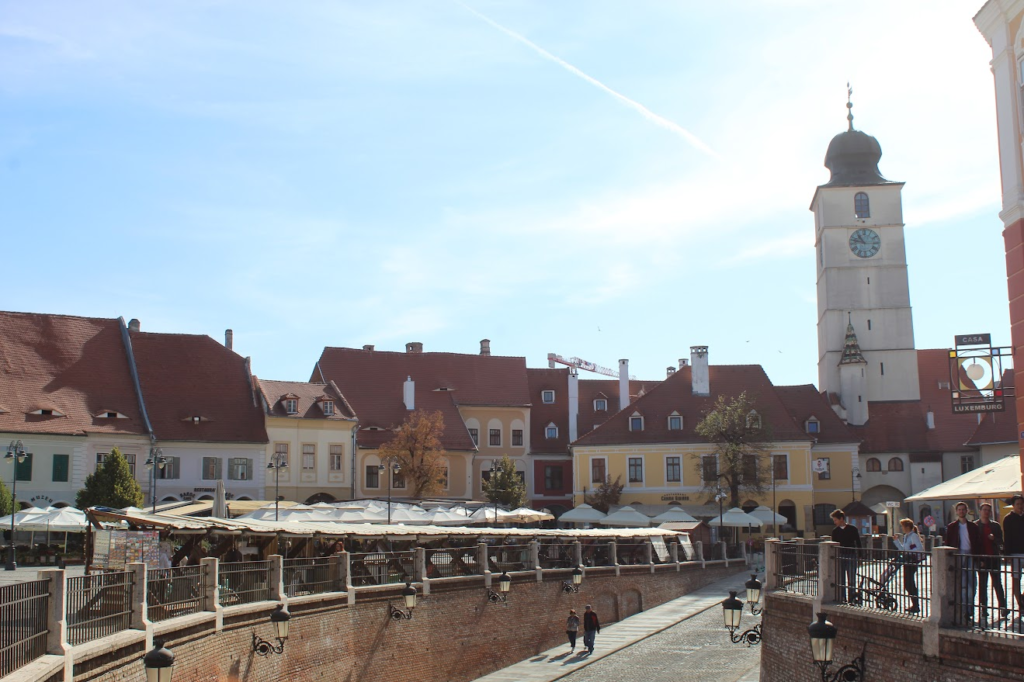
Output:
(457, 2), (718, 159)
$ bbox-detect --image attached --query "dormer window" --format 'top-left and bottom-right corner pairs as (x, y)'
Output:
(594, 398), (607, 411)
(668, 412), (683, 430)
(629, 412), (644, 431)
(322, 400), (335, 416)
(284, 399), (298, 414)
(29, 408), (65, 417)
(745, 410), (761, 429)
(545, 423), (558, 439)
(542, 390), (555, 404)
(95, 410), (129, 419)
(806, 417), (820, 434)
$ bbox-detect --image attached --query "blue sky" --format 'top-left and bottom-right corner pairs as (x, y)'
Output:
(0, 1), (1007, 387)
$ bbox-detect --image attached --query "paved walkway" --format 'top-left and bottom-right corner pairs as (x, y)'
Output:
(0, 564), (84, 586)
(474, 572), (759, 682)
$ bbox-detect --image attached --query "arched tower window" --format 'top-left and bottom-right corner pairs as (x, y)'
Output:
(854, 192), (870, 218)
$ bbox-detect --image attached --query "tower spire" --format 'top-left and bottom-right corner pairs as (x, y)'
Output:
(846, 82), (854, 132)
(839, 315), (866, 365)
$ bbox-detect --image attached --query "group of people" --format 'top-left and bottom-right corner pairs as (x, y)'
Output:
(564, 605), (600, 655)
(829, 495), (1024, 626)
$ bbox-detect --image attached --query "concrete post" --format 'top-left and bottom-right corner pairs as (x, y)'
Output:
(477, 542), (490, 577)
(38, 568), (68, 656)
(530, 540), (542, 582)
(414, 547), (429, 595)
(720, 541), (728, 566)
(573, 541), (583, 568)
(199, 557), (223, 632)
(645, 541), (654, 573)
(340, 551), (355, 604)
(128, 562), (150, 631)
(817, 541), (838, 610)
(695, 541), (705, 569)
(669, 541), (679, 565)
(269, 554), (284, 602)
(608, 541), (619, 576)
(764, 539), (780, 591)
(923, 546), (954, 657)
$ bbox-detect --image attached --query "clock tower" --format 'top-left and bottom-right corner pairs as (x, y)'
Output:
(813, 98), (920, 425)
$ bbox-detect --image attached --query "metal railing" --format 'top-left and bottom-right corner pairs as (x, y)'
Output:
(774, 541), (818, 596)
(350, 551), (416, 586)
(538, 542), (576, 569)
(426, 547), (477, 578)
(833, 546), (930, 619)
(489, 544), (532, 572)
(614, 542), (651, 565)
(283, 557), (336, 596)
(66, 571), (134, 646)
(0, 579), (50, 677)
(147, 565), (205, 622)
(218, 560), (272, 606)
(952, 553), (1023, 637)
(726, 543), (745, 560)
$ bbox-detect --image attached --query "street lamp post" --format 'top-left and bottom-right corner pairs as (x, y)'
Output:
(378, 459), (401, 524)
(714, 478), (728, 546)
(4, 440), (30, 571)
(267, 452), (288, 521)
(145, 447), (168, 514)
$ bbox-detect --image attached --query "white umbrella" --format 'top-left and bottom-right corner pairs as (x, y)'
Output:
(0, 506), (51, 528)
(20, 507), (87, 533)
(600, 505), (653, 527)
(385, 508), (433, 525)
(906, 455), (1021, 501)
(212, 480), (228, 518)
(421, 509), (473, 526)
(558, 504), (607, 524)
(747, 505), (786, 525)
(469, 506), (514, 524)
(237, 505), (333, 522)
(504, 507), (555, 524)
(651, 507), (698, 524)
(708, 507), (764, 528)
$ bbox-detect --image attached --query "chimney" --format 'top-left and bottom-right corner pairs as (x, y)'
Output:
(480, 339), (491, 356)
(568, 368), (579, 442)
(666, 366), (676, 377)
(619, 359), (630, 411)
(403, 376), (415, 410)
(926, 410), (935, 430)
(678, 358), (688, 368)
(363, 344), (375, 351)
(225, 329), (233, 351)
(128, 318), (141, 332)
(690, 346), (709, 396)
(406, 342), (423, 353)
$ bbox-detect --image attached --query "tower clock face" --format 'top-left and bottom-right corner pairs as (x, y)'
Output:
(849, 228), (880, 258)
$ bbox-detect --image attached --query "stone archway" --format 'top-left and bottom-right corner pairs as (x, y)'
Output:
(860, 484), (906, 508)
(305, 492), (336, 505)
(778, 499), (797, 531)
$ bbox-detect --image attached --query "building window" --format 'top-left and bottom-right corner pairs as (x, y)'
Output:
(329, 445), (344, 471)
(284, 399), (298, 414)
(512, 429), (524, 446)
(52, 454), (69, 482)
(591, 458), (606, 484)
(594, 399), (607, 411)
(629, 414), (644, 431)
(668, 414), (682, 430)
(322, 401), (334, 416)
(365, 465), (380, 489)
(392, 469), (406, 489)
(469, 428), (479, 446)
(806, 418), (820, 434)
(702, 455), (718, 482)
(772, 454), (788, 481)
(814, 503), (838, 526)
(545, 424), (558, 439)
(887, 457), (904, 472)
(854, 192), (870, 218)
(274, 443), (289, 467)
(628, 457), (643, 483)
(13, 452), (32, 482)
(228, 458), (253, 480)
(817, 457), (831, 480)
(542, 390), (555, 404)
(545, 466), (563, 491)
(489, 429), (501, 446)
(441, 466), (449, 490)
(302, 444), (316, 470)
(960, 455), (975, 475)
(159, 456), (180, 480)
(666, 456), (681, 482)
(865, 457), (881, 472)
(202, 457), (222, 480)
(742, 454), (759, 484)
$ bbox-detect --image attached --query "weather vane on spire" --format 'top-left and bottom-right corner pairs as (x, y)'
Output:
(846, 82), (854, 131)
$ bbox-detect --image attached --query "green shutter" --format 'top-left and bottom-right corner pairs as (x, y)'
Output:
(15, 453), (32, 482)
(52, 454), (69, 482)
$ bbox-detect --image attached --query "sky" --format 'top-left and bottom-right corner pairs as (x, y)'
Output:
(0, 1), (1008, 388)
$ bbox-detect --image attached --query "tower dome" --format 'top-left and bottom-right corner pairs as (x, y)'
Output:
(821, 86), (889, 187)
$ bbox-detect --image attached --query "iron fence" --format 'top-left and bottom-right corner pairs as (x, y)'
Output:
(774, 541), (818, 596)
(614, 542), (651, 565)
(833, 546), (930, 619)
(351, 551), (416, 586)
(952, 553), (1024, 636)
(579, 540), (612, 567)
(538, 542), (576, 569)
(147, 565), (205, 622)
(284, 557), (336, 596)
(489, 544), (533, 572)
(218, 560), (272, 606)
(426, 547), (477, 578)
(726, 543), (745, 560)
(66, 571), (134, 646)
(0, 579), (50, 677)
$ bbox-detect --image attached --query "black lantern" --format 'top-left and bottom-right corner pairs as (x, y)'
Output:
(487, 572), (511, 604)
(563, 567), (583, 593)
(143, 639), (175, 682)
(253, 604), (290, 656)
(807, 613), (864, 682)
(722, 591), (761, 646)
(745, 574), (764, 615)
(390, 580), (417, 620)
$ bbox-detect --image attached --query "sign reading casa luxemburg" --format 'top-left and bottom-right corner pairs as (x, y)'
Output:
(949, 334), (1013, 414)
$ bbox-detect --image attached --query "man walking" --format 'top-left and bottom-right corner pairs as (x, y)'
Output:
(831, 509), (860, 603)
(1004, 494), (1024, 621)
(582, 604), (600, 655)
(977, 502), (1008, 624)
(945, 502), (980, 624)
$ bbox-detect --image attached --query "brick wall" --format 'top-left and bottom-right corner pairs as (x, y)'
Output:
(762, 592), (1024, 682)
(71, 562), (741, 682)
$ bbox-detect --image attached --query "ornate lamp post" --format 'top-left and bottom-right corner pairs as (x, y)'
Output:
(267, 452), (288, 521)
(143, 639), (175, 682)
(745, 574), (764, 615)
(807, 613), (865, 682)
(562, 567), (583, 593)
(390, 580), (417, 620)
(252, 603), (291, 656)
(145, 447), (168, 513)
(4, 440), (30, 571)
(487, 571), (512, 604)
(378, 459), (401, 524)
(721, 591), (762, 646)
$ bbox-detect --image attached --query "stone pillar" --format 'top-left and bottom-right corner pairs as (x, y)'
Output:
(695, 541), (705, 568)
(573, 541), (583, 568)
(415, 547), (429, 595)
(817, 541), (838, 610)
(38, 568), (68, 656)
(669, 541), (679, 565)
(720, 541), (728, 566)
(764, 539), (780, 591)
(128, 562), (150, 631)
(340, 551), (355, 604)
(608, 541), (619, 576)
(269, 554), (284, 602)
(923, 546), (953, 657)
(477, 542), (490, 577)
(530, 540), (542, 581)
(645, 541), (654, 573)
(199, 557), (223, 632)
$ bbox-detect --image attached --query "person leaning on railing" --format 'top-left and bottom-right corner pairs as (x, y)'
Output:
(830, 509), (861, 604)
(976, 502), (1008, 624)
(1004, 494), (1024, 620)
(892, 518), (923, 614)
(944, 502), (980, 625)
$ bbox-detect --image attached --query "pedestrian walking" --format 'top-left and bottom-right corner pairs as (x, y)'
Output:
(977, 502), (1008, 624)
(830, 509), (861, 603)
(1003, 494), (1024, 621)
(565, 609), (580, 653)
(892, 518), (923, 614)
(945, 502), (980, 624)
(582, 604), (601, 654)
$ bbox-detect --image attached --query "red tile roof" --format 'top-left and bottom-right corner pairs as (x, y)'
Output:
(774, 384), (858, 444)
(314, 347), (531, 451)
(0, 312), (146, 436)
(577, 378), (662, 438)
(573, 365), (810, 446)
(965, 411), (1018, 446)
(527, 368), (570, 454)
(851, 401), (931, 453)
(255, 378), (356, 420)
(130, 332), (267, 443)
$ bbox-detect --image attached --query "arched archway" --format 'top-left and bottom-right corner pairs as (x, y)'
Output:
(778, 499), (797, 532)
(741, 500), (758, 513)
(860, 484), (906, 508)
(305, 492), (336, 505)
(52, 502), (70, 508)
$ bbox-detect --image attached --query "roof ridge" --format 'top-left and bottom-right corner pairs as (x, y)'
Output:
(321, 346), (527, 360)
(0, 310), (117, 323)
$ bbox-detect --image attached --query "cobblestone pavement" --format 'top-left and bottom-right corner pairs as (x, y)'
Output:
(560, 605), (760, 682)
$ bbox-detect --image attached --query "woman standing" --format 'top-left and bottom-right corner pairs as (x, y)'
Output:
(893, 518), (924, 614)
(565, 609), (580, 653)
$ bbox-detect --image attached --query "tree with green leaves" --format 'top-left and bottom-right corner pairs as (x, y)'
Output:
(377, 410), (448, 498)
(0, 478), (13, 517)
(585, 475), (624, 513)
(76, 447), (144, 510)
(694, 391), (774, 509)
(482, 454), (527, 509)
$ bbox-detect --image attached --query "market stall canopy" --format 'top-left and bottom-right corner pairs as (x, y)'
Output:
(420, 509), (473, 526)
(906, 455), (1022, 502)
(747, 506), (786, 525)
(600, 505), (652, 527)
(558, 504), (607, 524)
(0, 506), (52, 528)
(651, 507), (698, 524)
(468, 507), (516, 524)
(235, 505), (334, 522)
(19, 507), (88, 532)
(504, 507), (555, 523)
(708, 507), (764, 528)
